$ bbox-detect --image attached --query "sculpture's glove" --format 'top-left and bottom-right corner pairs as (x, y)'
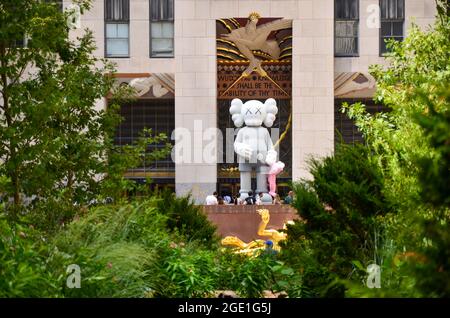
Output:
(236, 143), (253, 160)
(265, 150), (277, 166)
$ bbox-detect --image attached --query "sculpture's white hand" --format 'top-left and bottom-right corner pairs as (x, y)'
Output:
(235, 143), (253, 160)
(265, 150), (277, 165)
(241, 145), (253, 160)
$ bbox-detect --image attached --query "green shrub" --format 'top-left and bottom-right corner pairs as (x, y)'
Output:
(343, 13), (450, 297)
(282, 144), (389, 297)
(0, 214), (62, 297)
(215, 250), (297, 298)
(51, 200), (172, 297)
(21, 196), (81, 236)
(233, 254), (276, 297)
(51, 199), (225, 298)
(154, 244), (219, 298)
(155, 189), (220, 249)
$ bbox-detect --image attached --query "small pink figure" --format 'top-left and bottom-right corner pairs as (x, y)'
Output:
(268, 161), (285, 197)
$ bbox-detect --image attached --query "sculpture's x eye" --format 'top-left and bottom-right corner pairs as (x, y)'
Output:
(246, 109), (252, 115)
(255, 107), (261, 114)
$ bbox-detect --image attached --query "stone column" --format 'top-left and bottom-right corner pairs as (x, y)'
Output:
(175, 0), (217, 203)
(292, 0), (335, 181)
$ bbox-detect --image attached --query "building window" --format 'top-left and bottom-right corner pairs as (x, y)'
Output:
(105, 0), (129, 57)
(335, 0), (359, 57)
(380, 0), (404, 55)
(150, 0), (174, 57)
(114, 99), (175, 173)
(334, 99), (390, 145)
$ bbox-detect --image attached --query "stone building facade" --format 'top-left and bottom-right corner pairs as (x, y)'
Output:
(67, 0), (437, 202)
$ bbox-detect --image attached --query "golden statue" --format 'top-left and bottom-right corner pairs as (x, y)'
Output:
(221, 209), (294, 256)
(222, 12), (292, 77)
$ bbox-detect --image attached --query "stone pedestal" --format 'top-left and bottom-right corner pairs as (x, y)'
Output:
(203, 204), (299, 242)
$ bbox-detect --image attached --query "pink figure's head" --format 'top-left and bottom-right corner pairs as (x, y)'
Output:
(269, 161), (285, 175)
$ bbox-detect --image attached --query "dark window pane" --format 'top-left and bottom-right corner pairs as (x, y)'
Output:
(164, 0), (174, 20)
(380, 0), (388, 19)
(380, 38), (388, 54)
(336, 0), (345, 18)
(380, 0), (404, 19)
(381, 21), (391, 36)
(105, 0), (129, 21)
(349, 0), (358, 18)
(151, 0), (161, 20)
(388, 0), (397, 19)
(392, 21), (403, 36)
(335, 0), (359, 19)
(151, 0), (174, 21)
(397, 0), (404, 19)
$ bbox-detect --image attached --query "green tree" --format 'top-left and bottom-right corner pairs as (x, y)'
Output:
(0, 0), (117, 206)
(0, 1), (171, 213)
(342, 6), (450, 296)
(282, 144), (389, 297)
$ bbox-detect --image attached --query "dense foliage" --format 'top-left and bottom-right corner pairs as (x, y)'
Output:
(281, 144), (389, 297)
(0, 213), (62, 297)
(278, 5), (450, 297)
(155, 189), (220, 248)
(1, 198), (297, 298)
(1, 0), (449, 299)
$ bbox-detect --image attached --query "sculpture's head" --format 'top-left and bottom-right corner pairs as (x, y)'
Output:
(248, 12), (261, 23)
(229, 98), (278, 127)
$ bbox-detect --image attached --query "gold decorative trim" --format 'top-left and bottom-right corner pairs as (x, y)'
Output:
(229, 18), (241, 29)
(217, 48), (246, 59)
(279, 35), (293, 45)
(280, 46), (292, 54)
(217, 38), (238, 47)
(217, 19), (233, 32)
(278, 52), (292, 60)
(217, 53), (236, 61)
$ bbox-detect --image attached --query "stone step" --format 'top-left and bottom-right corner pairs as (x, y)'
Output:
(202, 204), (299, 242)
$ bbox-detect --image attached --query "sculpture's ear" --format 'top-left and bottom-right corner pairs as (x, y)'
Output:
(263, 98), (278, 127)
(230, 98), (244, 127)
(264, 98), (278, 115)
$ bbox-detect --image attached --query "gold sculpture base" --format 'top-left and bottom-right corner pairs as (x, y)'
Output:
(220, 209), (293, 256)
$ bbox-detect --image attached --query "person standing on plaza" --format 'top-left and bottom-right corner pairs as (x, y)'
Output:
(244, 191), (256, 205)
(205, 191), (218, 205)
(284, 191), (294, 205)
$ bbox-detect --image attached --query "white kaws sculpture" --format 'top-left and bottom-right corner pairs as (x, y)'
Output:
(230, 98), (278, 203)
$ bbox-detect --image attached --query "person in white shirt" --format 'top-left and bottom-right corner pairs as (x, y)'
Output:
(205, 191), (218, 205)
(224, 195), (232, 204)
(256, 192), (265, 205)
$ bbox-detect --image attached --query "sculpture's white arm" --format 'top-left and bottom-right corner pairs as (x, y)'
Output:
(264, 129), (277, 165)
(234, 129), (252, 160)
(256, 19), (292, 33)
